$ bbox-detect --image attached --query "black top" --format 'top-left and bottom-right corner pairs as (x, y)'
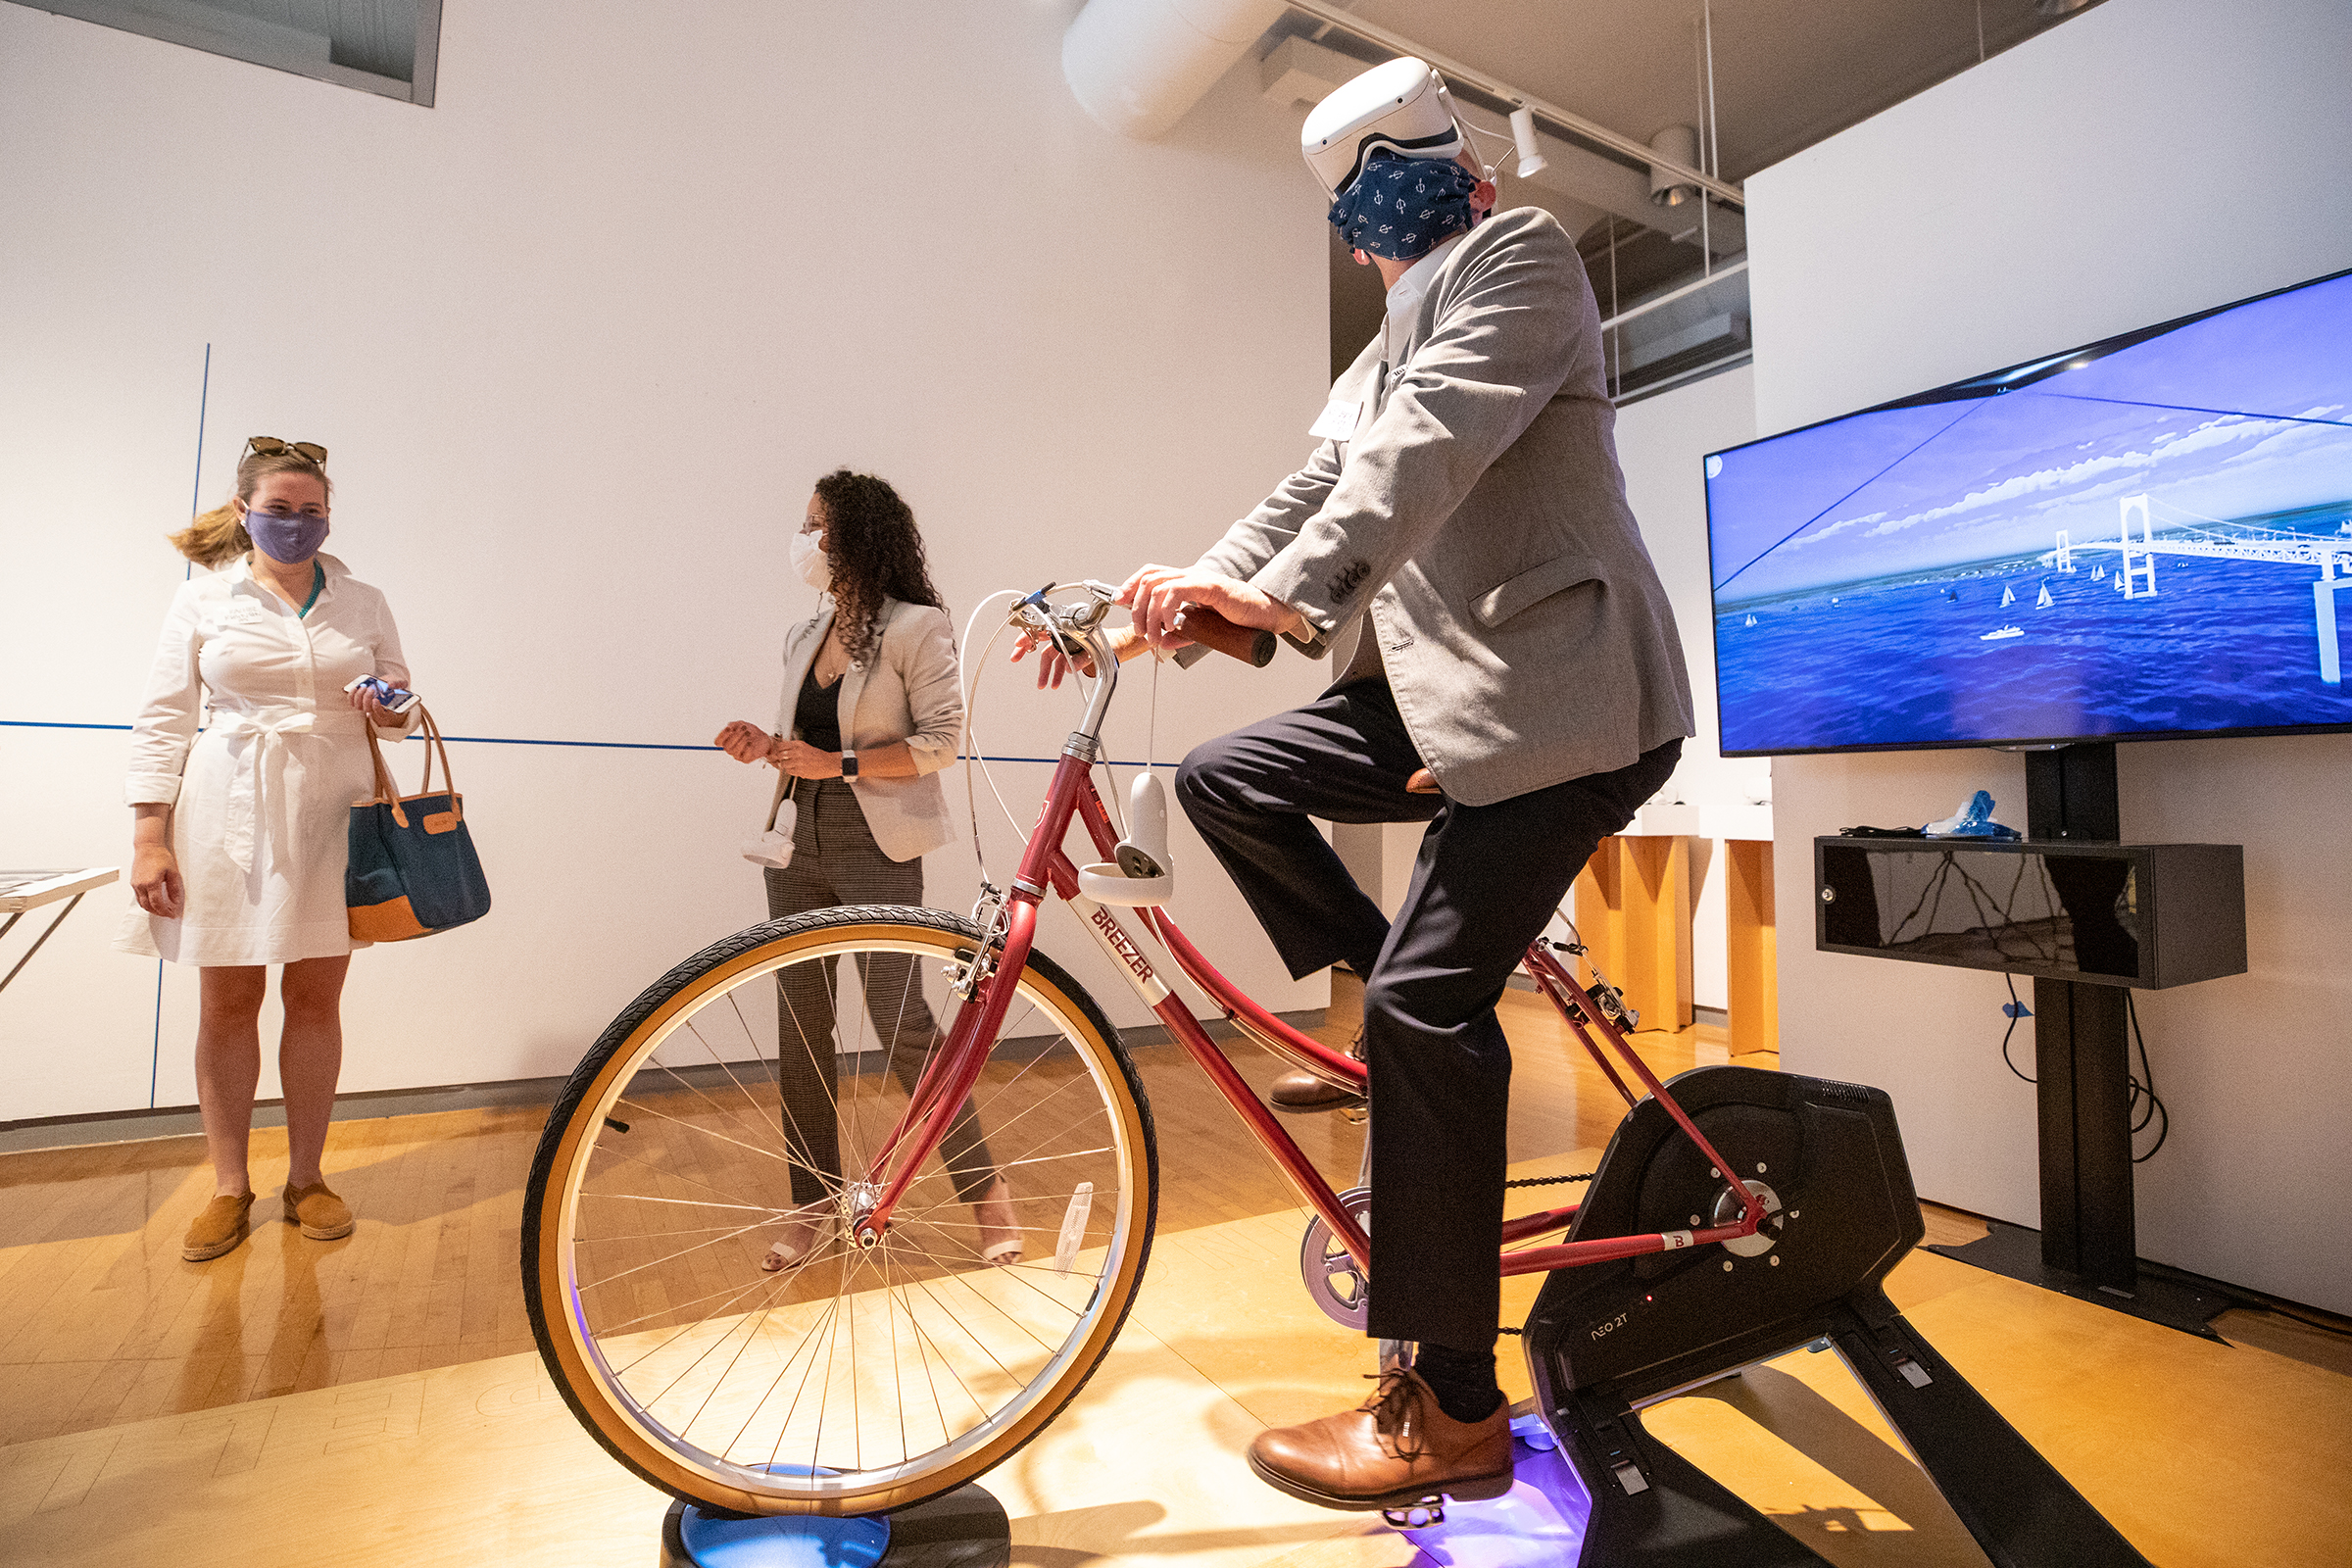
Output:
(795, 664), (843, 754)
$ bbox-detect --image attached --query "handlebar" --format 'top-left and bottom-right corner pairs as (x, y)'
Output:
(1170, 607), (1277, 668)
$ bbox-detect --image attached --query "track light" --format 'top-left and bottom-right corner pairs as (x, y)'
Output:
(1648, 123), (1700, 208)
(1509, 105), (1547, 177)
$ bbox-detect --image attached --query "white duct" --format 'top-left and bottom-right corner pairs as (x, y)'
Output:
(1062, 0), (1288, 140)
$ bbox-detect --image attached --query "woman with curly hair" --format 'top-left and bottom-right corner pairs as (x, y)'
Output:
(714, 469), (1017, 1273)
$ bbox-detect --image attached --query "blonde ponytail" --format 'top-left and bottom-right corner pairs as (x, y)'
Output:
(169, 448), (331, 567)
(169, 502), (251, 568)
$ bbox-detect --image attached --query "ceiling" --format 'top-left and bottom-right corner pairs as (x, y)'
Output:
(1283, 0), (2105, 393)
(1298, 0), (2089, 186)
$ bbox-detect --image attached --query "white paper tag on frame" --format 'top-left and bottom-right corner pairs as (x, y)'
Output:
(1308, 399), (1362, 442)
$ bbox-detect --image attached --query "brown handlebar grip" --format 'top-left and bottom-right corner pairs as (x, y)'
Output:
(1171, 606), (1277, 667)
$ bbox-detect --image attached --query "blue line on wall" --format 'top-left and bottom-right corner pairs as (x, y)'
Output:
(4, 720), (135, 731)
(187, 343), (210, 583)
(149, 960), (164, 1110)
(3, 720), (1152, 768)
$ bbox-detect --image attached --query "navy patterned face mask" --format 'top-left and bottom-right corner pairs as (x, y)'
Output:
(1327, 152), (1477, 261)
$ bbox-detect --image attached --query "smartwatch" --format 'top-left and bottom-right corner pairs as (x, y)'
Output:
(839, 750), (858, 779)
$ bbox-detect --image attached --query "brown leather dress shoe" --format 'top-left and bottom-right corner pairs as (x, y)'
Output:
(1269, 1070), (1367, 1113)
(1247, 1368), (1514, 1512)
(1269, 1026), (1366, 1115)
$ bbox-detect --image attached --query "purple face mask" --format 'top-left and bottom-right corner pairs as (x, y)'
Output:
(244, 508), (330, 564)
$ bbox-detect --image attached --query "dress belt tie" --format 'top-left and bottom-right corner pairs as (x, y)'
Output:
(212, 708), (359, 874)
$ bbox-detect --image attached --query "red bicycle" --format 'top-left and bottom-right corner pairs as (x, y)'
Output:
(521, 580), (1770, 1518)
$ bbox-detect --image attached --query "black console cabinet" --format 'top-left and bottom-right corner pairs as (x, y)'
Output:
(1813, 838), (2246, 989)
(1811, 745), (2249, 1335)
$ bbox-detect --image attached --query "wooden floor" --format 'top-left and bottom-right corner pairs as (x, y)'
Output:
(0, 983), (1699, 1448)
(5, 981), (2350, 1568)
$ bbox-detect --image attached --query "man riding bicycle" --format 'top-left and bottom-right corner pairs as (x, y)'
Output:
(1040, 57), (1694, 1512)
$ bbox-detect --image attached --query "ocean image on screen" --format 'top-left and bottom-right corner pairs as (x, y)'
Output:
(1706, 270), (2352, 753)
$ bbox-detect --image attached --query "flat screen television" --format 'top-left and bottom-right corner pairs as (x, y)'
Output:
(1704, 266), (2352, 756)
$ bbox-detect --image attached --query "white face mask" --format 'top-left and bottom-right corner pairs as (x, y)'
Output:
(790, 529), (831, 591)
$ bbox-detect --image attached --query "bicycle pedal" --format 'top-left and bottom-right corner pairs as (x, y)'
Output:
(1382, 1498), (1445, 1529)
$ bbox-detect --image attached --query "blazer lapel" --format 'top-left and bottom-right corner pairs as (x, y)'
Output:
(833, 599), (895, 746)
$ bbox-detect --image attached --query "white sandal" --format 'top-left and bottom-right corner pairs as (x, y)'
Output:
(760, 1208), (834, 1273)
(974, 1177), (1022, 1267)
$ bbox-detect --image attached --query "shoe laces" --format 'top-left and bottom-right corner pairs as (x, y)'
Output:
(1356, 1368), (1427, 1460)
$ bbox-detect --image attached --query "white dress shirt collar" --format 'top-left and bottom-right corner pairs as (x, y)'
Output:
(1384, 230), (1470, 347)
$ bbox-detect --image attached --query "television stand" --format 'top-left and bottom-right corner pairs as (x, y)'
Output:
(1930, 1217), (2235, 1339)
(1814, 742), (2249, 1338)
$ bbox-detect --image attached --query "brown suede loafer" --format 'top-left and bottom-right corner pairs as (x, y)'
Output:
(283, 1181), (355, 1241)
(181, 1192), (256, 1261)
(1247, 1368), (1514, 1512)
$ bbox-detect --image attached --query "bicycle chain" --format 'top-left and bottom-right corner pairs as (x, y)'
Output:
(1490, 1172), (1594, 1334)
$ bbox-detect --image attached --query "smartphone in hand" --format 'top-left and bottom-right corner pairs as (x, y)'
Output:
(345, 675), (421, 714)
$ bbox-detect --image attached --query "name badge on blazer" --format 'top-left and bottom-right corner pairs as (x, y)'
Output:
(1308, 399), (1362, 443)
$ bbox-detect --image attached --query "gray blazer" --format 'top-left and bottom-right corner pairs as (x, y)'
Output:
(1194, 207), (1694, 808)
(774, 597), (963, 861)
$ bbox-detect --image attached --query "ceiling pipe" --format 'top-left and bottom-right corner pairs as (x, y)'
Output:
(1279, 0), (1741, 210)
(1062, 0), (1289, 140)
(1260, 34), (1743, 254)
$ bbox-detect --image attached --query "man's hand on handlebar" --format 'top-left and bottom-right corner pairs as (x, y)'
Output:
(1120, 565), (1305, 653)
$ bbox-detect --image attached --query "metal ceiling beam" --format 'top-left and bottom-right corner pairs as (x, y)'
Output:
(1280, 0), (1743, 210)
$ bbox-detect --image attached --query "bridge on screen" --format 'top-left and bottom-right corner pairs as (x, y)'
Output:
(2041, 494), (2352, 683)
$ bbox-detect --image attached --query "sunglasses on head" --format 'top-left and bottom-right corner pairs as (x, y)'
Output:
(245, 436), (328, 466)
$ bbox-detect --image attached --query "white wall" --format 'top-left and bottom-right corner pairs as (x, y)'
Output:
(1746, 0), (2352, 1312)
(0, 3), (1338, 1122)
(1613, 366), (1763, 1013)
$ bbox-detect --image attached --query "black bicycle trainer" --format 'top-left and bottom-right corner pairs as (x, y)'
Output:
(1522, 1064), (2152, 1568)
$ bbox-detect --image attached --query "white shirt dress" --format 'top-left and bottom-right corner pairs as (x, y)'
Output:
(118, 553), (418, 966)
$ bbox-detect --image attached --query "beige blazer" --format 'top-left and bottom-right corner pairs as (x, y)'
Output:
(1195, 207), (1695, 808)
(774, 597), (963, 862)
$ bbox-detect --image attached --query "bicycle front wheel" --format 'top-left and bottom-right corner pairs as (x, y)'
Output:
(523, 906), (1157, 1516)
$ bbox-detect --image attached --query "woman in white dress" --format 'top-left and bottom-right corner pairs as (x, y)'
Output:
(121, 438), (420, 1262)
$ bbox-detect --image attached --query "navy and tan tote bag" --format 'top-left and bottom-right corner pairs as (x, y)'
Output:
(347, 707), (491, 942)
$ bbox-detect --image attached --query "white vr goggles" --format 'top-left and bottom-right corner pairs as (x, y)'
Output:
(1301, 56), (1467, 198)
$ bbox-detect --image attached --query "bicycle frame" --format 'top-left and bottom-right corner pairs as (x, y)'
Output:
(855, 613), (1764, 1282)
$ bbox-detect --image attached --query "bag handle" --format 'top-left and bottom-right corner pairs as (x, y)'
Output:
(362, 706), (461, 831)
(764, 769), (799, 833)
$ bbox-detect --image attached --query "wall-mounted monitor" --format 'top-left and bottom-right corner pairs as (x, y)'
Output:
(1705, 267), (2352, 756)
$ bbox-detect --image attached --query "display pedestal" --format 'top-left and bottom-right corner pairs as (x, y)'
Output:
(660, 1483), (1010, 1568)
(1723, 838), (1777, 1056)
(1572, 815), (1695, 1032)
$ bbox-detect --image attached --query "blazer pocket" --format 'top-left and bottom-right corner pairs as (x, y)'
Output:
(1473, 553), (1604, 629)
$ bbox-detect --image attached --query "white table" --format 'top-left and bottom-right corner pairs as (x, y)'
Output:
(0, 868), (119, 995)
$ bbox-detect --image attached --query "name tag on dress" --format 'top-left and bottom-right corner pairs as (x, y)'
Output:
(1308, 399), (1362, 442)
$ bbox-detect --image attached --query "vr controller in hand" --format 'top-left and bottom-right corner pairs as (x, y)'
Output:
(344, 675), (421, 714)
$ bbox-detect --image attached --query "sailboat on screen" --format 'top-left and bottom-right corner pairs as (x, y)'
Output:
(2001, 584), (2016, 607)
(2036, 581), (2054, 608)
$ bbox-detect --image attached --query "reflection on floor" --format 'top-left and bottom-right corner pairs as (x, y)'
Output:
(4, 987), (2349, 1567)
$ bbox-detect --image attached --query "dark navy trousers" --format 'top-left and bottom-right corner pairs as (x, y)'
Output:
(1175, 676), (1680, 1351)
